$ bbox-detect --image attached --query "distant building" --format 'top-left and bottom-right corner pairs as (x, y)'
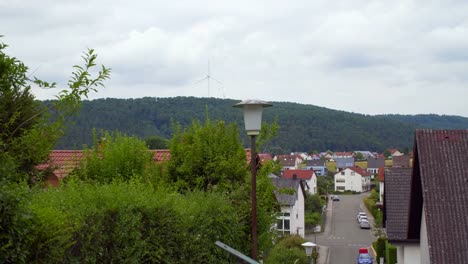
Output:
(392, 155), (411, 168)
(334, 166), (372, 192)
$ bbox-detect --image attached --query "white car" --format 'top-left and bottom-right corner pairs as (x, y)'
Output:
(357, 212), (367, 222)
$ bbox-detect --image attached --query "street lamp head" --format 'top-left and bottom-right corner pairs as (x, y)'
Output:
(301, 242), (317, 257)
(233, 99), (272, 136)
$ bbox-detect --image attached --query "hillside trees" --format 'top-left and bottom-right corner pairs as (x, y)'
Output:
(0, 39), (110, 183)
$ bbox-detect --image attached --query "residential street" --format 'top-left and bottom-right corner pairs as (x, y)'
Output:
(306, 193), (376, 264)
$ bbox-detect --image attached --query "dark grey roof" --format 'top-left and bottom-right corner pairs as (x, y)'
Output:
(392, 155), (411, 168)
(271, 178), (301, 206)
(367, 157), (385, 169)
(306, 160), (325, 167)
(384, 167), (412, 242)
(336, 157), (354, 168)
(409, 129), (468, 264)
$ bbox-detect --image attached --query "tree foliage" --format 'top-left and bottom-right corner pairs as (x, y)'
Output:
(0, 38), (110, 183)
(168, 118), (248, 192)
(73, 130), (154, 184)
(265, 235), (309, 264)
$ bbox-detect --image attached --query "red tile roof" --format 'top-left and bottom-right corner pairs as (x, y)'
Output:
(37, 150), (84, 179)
(378, 167), (384, 182)
(348, 166), (373, 177)
(151, 149), (171, 163)
(283, 170), (314, 180)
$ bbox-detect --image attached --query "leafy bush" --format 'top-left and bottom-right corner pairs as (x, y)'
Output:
(373, 237), (386, 261)
(73, 130), (154, 184)
(385, 240), (397, 264)
(265, 235), (309, 264)
(0, 181), (34, 263)
(27, 180), (243, 263)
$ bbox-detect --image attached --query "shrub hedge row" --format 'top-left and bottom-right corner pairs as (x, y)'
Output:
(2, 180), (243, 263)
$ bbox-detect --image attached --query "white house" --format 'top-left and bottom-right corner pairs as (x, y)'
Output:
(271, 178), (306, 237)
(334, 167), (372, 192)
(282, 169), (317, 195)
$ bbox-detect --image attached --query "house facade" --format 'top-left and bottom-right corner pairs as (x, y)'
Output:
(283, 169), (317, 195)
(367, 157), (385, 174)
(334, 167), (372, 192)
(271, 178), (306, 237)
(274, 154), (301, 171)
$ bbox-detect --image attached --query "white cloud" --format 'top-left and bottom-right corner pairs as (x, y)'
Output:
(1, 0), (468, 116)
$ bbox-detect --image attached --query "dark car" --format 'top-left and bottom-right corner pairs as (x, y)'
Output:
(332, 195), (340, 201)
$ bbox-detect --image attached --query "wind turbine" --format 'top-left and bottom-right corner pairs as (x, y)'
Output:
(194, 60), (225, 98)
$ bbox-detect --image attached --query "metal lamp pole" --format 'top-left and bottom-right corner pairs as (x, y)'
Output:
(250, 134), (258, 259)
(233, 99), (272, 260)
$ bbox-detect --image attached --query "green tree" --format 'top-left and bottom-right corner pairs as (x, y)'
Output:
(257, 118), (280, 153)
(73, 131), (154, 184)
(0, 38), (110, 183)
(168, 118), (248, 192)
(144, 135), (169, 149)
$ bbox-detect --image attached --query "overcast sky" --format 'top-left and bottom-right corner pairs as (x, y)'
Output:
(1, 0), (468, 117)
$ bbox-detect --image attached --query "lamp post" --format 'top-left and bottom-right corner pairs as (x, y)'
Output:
(233, 99), (272, 260)
(301, 242), (318, 264)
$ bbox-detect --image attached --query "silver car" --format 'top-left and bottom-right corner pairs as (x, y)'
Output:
(359, 219), (371, 229)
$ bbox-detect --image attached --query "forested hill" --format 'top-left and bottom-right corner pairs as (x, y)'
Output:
(45, 97), (468, 153)
(375, 114), (468, 129)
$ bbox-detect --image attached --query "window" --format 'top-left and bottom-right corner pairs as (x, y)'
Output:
(277, 212), (291, 235)
(351, 172), (355, 176)
(341, 172), (345, 175)
(336, 186), (345, 190)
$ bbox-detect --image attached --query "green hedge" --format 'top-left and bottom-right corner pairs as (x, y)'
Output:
(385, 240), (397, 264)
(6, 180), (244, 263)
(265, 235), (309, 264)
(372, 237), (386, 261)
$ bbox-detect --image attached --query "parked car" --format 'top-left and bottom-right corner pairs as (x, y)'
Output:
(332, 195), (340, 201)
(357, 212), (366, 221)
(357, 253), (373, 264)
(359, 216), (368, 223)
(359, 219), (371, 229)
(357, 248), (373, 264)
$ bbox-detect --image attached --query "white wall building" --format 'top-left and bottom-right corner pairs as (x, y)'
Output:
(334, 167), (372, 192)
(272, 178), (306, 237)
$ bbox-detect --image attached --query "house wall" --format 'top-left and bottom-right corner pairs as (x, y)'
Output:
(379, 181), (384, 203)
(290, 184), (305, 237)
(307, 175), (317, 195)
(396, 244), (421, 264)
(420, 209), (430, 264)
(334, 169), (364, 192)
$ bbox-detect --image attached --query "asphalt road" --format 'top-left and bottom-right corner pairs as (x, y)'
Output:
(306, 193), (376, 264)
